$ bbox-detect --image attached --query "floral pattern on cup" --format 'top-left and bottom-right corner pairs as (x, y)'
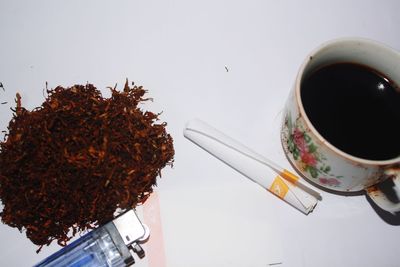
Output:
(284, 113), (342, 187)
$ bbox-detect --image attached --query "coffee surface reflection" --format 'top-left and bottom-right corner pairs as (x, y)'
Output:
(301, 63), (400, 160)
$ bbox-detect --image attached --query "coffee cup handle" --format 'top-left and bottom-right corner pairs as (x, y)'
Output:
(366, 168), (400, 214)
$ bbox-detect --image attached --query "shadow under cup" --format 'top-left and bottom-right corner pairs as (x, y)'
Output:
(281, 38), (400, 194)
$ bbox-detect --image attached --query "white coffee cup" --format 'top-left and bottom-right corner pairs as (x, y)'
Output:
(281, 38), (400, 213)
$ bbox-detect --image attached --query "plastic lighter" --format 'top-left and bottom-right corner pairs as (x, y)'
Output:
(34, 210), (149, 267)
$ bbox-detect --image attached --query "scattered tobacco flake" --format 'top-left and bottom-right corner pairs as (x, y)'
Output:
(0, 80), (174, 252)
(0, 82), (4, 91)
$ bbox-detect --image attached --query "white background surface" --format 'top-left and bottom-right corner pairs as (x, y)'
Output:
(1, 0), (400, 266)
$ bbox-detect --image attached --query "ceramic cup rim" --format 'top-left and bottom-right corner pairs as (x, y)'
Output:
(295, 37), (400, 166)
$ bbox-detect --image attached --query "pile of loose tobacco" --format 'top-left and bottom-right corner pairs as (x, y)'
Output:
(0, 80), (174, 252)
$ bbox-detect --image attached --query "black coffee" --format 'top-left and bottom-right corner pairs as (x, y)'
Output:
(301, 63), (400, 160)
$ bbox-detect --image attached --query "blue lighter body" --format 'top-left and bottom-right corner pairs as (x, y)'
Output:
(34, 210), (149, 267)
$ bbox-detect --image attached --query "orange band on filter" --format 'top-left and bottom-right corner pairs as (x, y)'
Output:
(280, 169), (299, 184)
(142, 191), (167, 267)
(269, 176), (289, 199)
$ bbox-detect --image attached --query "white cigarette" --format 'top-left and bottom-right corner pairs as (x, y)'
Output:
(183, 119), (319, 214)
